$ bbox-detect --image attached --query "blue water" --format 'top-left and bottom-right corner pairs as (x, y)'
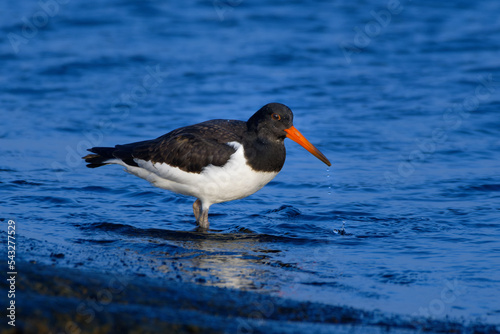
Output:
(2, 0), (500, 328)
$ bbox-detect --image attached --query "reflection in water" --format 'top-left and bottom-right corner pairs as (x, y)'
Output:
(173, 238), (271, 290)
(89, 222), (292, 291)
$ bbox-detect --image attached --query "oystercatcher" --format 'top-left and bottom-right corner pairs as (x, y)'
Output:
(83, 103), (331, 229)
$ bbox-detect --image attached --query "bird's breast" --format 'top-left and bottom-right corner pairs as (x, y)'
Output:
(199, 141), (279, 203)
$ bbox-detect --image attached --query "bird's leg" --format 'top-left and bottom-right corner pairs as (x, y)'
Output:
(193, 199), (201, 221)
(198, 209), (209, 229)
(196, 201), (210, 230)
(193, 199), (210, 229)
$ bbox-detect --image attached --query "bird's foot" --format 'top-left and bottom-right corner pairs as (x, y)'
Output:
(197, 219), (210, 230)
(197, 210), (210, 229)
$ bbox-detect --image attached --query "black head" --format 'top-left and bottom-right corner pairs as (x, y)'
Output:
(247, 103), (331, 166)
(246, 103), (294, 142)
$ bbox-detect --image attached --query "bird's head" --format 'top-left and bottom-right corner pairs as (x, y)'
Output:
(247, 103), (331, 166)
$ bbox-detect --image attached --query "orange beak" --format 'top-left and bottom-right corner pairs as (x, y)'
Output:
(284, 126), (331, 166)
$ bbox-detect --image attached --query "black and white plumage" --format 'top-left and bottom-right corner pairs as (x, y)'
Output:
(83, 103), (331, 229)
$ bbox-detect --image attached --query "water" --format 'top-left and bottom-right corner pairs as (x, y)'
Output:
(1, 0), (500, 330)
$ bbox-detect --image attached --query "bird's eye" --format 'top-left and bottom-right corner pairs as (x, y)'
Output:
(271, 113), (281, 121)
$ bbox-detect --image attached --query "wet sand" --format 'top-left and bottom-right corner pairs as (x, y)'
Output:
(5, 261), (498, 334)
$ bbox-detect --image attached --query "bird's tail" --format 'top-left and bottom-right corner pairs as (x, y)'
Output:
(83, 147), (116, 168)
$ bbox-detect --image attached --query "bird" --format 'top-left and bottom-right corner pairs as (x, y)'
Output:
(83, 103), (331, 229)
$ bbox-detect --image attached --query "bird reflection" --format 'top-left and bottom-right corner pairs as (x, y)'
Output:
(150, 229), (283, 291)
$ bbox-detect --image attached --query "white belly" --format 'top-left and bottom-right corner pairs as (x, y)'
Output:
(116, 142), (279, 205)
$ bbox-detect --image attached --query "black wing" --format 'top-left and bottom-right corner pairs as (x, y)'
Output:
(87, 120), (247, 173)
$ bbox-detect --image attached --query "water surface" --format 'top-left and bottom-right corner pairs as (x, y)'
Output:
(1, 0), (500, 329)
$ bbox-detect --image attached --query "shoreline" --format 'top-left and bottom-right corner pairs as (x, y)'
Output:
(3, 261), (498, 334)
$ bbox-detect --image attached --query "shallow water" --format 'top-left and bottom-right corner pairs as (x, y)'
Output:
(2, 0), (500, 328)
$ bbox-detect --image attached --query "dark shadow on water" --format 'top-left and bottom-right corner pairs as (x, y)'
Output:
(81, 221), (329, 245)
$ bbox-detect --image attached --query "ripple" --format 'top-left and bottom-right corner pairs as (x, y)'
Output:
(265, 205), (302, 217)
(11, 180), (44, 186)
(12, 195), (74, 205)
(80, 222), (329, 246)
(467, 184), (500, 192)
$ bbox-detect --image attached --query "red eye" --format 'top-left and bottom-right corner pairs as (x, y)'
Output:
(272, 113), (281, 121)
